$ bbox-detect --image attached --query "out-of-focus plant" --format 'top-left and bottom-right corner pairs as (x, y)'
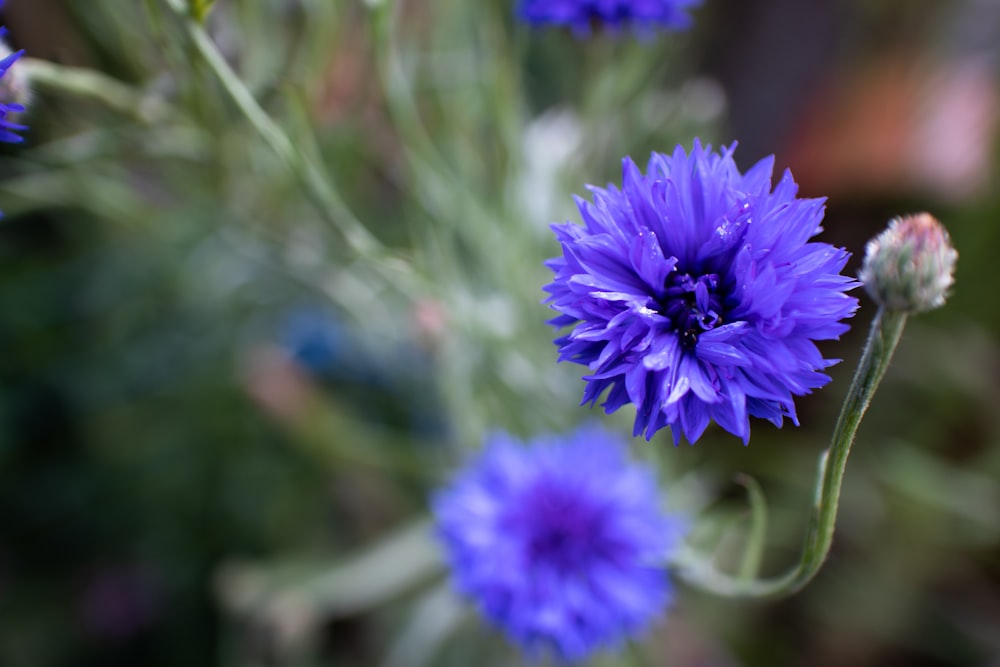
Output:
(0, 1), (993, 666)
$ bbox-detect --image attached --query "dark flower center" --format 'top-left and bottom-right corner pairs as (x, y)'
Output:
(513, 483), (620, 573)
(658, 271), (724, 349)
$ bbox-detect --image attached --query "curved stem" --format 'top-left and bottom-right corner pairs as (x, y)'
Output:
(160, 0), (419, 294)
(677, 307), (908, 598)
(733, 472), (767, 582)
(794, 308), (907, 588)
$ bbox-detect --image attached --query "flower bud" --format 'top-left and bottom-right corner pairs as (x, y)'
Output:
(859, 213), (957, 313)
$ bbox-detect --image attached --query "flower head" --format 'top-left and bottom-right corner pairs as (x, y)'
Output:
(544, 141), (859, 444)
(0, 22), (27, 143)
(859, 212), (957, 314)
(434, 424), (683, 662)
(519, 0), (701, 35)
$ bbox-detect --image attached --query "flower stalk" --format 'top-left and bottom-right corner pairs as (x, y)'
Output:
(794, 306), (907, 591)
(160, 0), (423, 301)
(162, 0), (376, 256)
(19, 58), (166, 123)
(677, 306), (908, 597)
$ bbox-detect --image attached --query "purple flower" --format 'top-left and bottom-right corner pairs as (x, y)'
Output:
(518, 0), (701, 34)
(0, 20), (27, 143)
(544, 141), (859, 444)
(434, 424), (683, 662)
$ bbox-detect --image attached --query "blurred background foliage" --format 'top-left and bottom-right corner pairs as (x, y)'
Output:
(1, 0), (999, 665)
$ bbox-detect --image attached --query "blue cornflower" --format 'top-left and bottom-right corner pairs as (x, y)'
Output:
(0, 22), (27, 143)
(519, 0), (701, 34)
(434, 424), (683, 663)
(544, 141), (859, 444)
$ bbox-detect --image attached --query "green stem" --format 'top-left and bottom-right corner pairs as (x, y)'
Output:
(160, 0), (416, 291)
(368, 2), (495, 231)
(734, 472), (767, 582)
(626, 643), (650, 667)
(21, 58), (168, 123)
(677, 307), (908, 598)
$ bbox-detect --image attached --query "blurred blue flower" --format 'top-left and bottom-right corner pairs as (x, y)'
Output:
(434, 424), (683, 662)
(279, 307), (445, 436)
(0, 20), (27, 143)
(544, 141), (859, 444)
(519, 0), (701, 34)
(282, 308), (361, 381)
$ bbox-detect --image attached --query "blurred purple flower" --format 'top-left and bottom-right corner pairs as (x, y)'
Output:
(0, 16), (26, 143)
(544, 141), (859, 444)
(434, 424), (683, 662)
(519, 0), (701, 34)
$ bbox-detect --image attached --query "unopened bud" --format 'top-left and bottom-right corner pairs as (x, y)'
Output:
(859, 213), (957, 313)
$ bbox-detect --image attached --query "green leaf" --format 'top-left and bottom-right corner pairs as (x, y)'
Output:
(380, 582), (467, 667)
(734, 472), (768, 582)
(217, 518), (444, 625)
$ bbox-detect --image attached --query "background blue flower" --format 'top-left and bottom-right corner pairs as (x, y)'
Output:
(0, 22), (26, 143)
(434, 424), (683, 662)
(544, 141), (860, 444)
(518, 0), (702, 34)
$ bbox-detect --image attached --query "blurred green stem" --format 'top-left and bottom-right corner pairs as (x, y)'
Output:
(734, 472), (767, 582)
(626, 642), (651, 667)
(161, 0), (418, 293)
(21, 58), (167, 123)
(677, 307), (908, 597)
(368, 2), (496, 230)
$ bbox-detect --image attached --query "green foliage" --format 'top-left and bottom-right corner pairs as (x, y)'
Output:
(2, 0), (1000, 666)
